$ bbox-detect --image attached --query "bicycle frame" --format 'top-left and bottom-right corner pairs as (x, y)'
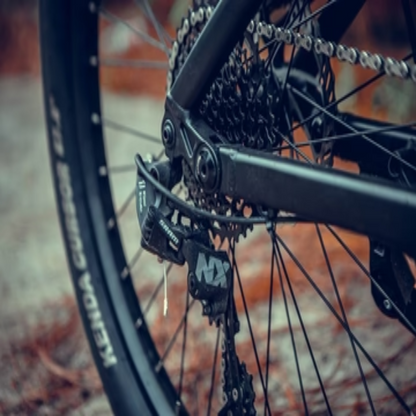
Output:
(167, 0), (416, 257)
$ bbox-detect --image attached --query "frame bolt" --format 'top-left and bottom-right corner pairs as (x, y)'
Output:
(195, 146), (218, 192)
(162, 119), (175, 148)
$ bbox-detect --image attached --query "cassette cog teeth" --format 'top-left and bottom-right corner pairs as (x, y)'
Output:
(173, 4), (276, 241)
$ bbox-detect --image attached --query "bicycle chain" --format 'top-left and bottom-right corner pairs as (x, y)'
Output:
(168, 6), (416, 90)
(219, 313), (256, 416)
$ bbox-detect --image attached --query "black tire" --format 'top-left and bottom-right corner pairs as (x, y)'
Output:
(39, 1), (180, 414)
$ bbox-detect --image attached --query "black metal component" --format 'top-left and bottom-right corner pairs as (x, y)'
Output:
(135, 157), (232, 315)
(390, 147), (416, 186)
(217, 146), (416, 258)
(162, 96), (222, 191)
(183, 240), (232, 322)
(162, 119), (176, 149)
(333, 114), (416, 176)
(195, 146), (219, 192)
(136, 160), (189, 264)
(402, 0), (416, 64)
(370, 241), (416, 333)
(161, 91), (416, 260)
(170, 0), (261, 110)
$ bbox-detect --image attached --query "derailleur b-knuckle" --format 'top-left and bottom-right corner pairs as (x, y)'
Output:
(136, 160), (186, 265)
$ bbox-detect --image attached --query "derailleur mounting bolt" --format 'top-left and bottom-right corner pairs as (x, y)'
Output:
(195, 146), (218, 192)
(162, 119), (175, 148)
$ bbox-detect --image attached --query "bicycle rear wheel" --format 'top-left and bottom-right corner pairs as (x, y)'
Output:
(40, 0), (416, 414)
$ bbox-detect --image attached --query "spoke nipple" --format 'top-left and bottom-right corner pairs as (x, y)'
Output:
(135, 318), (143, 328)
(89, 56), (98, 67)
(91, 113), (100, 125)
(155, 361), (163, 373)
(383, 299), (392, 310)
(120, 267), (129, 279)
(107, 218), (115, 229)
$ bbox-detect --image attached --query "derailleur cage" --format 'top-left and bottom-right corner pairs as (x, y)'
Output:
(135, 156), (232, 321)
(135, 156), (256, 413)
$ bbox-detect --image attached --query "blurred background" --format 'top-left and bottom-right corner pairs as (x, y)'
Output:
(0, 0), (415, 414)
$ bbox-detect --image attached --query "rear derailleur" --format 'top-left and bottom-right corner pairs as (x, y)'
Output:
(135, 156), (256, 415)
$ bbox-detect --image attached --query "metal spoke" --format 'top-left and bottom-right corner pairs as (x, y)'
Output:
(277, 116), (315, 163)
(271, 227), (333, 414)
(264, 231), (275, 415)
(273, 232), (412, 413)
(402, 0), (416, 64)
(315, 224), (373, 414)
(325, 225), (416, 335)
(107, 164), (137, 174)
(100, 7), (169, 54)
(99, 58), (168, 69)
(264, 0), (302, 71)
(159, 299), (196, 365)
(291, 0), (339, 31)
(129, 247), (145, 275)
(286, 53), (413, 136)
(102, 117), (161, 144)
(290, 85), (416, 173)
(275, 10), (300, 123)
(272, 236), (309, 415)
(231, 243), (272, 416)
(207, 327), (221, 416)
(134, 0), (172, 50)
(116, 188), (135, 219)
(245, 0), (307, 67)
(178, 292), (190, 399)
(275, 120), (416, 152)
